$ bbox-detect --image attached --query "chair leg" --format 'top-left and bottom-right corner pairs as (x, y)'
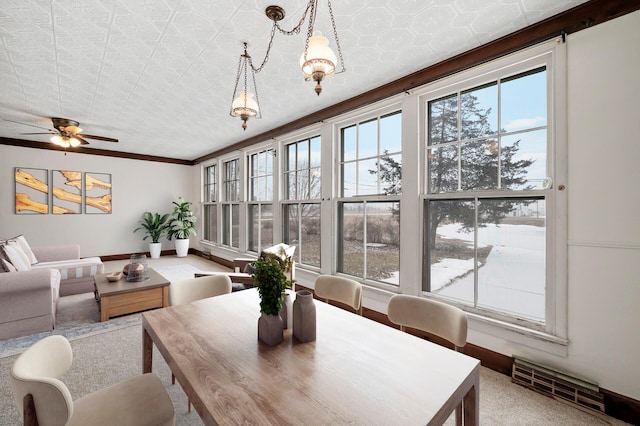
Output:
(188, 398), (192, 413)
(171, 373), (175, 385)
(23, 394), (39, 426)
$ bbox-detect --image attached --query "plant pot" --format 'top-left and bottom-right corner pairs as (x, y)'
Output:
(258, 312), (284, 346)
(149, 242), (162, 259)
(174, 238), (189, 257)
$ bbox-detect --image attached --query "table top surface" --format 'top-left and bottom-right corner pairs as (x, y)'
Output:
(95, 268), (169, 296)
(142, 288), (480, 425)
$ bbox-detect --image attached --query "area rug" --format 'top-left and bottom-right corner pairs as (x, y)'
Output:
(0, 264), (202, 358)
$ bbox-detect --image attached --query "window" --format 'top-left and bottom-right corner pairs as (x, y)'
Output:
(283, 136), (321, 268)
(247, 150), (274, 253)
(424, 66), (550, 325)
(222, 158), (240, 248)
(338, 111), (401, 285)
(203, 164), (217, 243)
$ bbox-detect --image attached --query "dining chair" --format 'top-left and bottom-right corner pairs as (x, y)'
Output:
(10, 335), (175, 426)
(387, 294), (468, 425)
(168, 274), (232, 411)
(314, 274), (363, 315)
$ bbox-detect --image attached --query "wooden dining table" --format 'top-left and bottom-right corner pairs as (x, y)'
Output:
(142, 288), (480, 425)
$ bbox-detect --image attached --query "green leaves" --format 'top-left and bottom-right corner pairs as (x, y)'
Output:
(167, 196), (197, 240)
(253, 256), (294, 316)
(134, 212), (170, 243)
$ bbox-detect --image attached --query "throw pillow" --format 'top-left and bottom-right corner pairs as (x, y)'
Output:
(0, 258), (17, 273)
(0, 242), (31, 272)
(13, 235), (38, 264)
(0, 235), (38, 264)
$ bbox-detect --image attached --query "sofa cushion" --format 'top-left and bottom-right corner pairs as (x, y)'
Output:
(32, 257), (103, 281)
(0, 242), (32, 271)
(12, 235), (38, 264)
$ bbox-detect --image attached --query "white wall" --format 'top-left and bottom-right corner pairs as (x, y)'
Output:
(0, 145), (198, 257)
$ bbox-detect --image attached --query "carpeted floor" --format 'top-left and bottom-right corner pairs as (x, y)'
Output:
(0, 255), (631, 425)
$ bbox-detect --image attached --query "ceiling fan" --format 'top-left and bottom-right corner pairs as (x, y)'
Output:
(7, 117), (118, 148)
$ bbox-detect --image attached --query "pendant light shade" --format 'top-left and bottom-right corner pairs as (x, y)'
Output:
(300, 31), (337, 96)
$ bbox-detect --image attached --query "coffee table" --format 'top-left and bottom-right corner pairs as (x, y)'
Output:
(94, 268), (170, 322)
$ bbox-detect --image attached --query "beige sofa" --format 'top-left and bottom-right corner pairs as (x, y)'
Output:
(0, 244), (103, 340)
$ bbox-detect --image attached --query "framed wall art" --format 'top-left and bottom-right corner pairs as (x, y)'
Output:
(15, 167), (49, 214)
(84, 172), (112, 214)
(52, 170), (82, 214)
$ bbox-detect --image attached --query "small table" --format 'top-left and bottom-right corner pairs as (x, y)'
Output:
(94, 268), (170, 322)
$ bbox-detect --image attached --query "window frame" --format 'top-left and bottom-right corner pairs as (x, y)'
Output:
(417, 39), (567, 341)
(202, 161), (218, 244)
(221, 157), (241, 249)
(333, 105), (403, 290)
(246, 147), (275, 254)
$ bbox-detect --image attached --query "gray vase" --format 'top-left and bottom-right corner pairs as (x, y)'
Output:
(293, 290), (316, 343)
(258, 312), (284, 346)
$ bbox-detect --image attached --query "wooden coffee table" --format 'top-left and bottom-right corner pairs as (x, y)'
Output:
(94, 268), (170, 322)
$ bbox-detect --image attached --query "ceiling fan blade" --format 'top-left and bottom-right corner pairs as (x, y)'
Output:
(3, 118), (51, 131)
(78, 134), (118, 142)
(76, 136), (90, 145)
(20, 132), (54, 135)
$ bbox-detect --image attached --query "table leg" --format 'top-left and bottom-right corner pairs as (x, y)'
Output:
(143, 327), (153, 373)
(463, 369), (480, 426)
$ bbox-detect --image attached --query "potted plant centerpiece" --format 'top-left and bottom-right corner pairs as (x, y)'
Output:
(252, 251), (294, 346)
(134, 211), (170, 259)
(167, 197), (197, 258)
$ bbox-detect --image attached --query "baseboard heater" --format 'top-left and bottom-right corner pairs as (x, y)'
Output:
(512, 356), (605, 416)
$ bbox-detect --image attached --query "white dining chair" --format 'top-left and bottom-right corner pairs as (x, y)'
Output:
(11, 335), (175, 426)
(169, 274), (232, 411)
(314, 275), (363, 315)
(387, 294), (468, 425)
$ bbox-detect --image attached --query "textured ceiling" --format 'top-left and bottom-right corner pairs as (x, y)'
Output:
(0, 0), (588, 161)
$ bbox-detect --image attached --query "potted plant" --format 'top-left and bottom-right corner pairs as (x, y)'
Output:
(134, 212), (170, 259)
(252, 253), (294, 346)
(167, 197), (197, 257)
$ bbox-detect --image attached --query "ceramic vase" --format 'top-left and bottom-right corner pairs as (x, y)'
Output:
(279, 291), (293, 329)
(293, 290), (316, 343)
(258, 312), (284, 346)
(149, 242), (162, 259)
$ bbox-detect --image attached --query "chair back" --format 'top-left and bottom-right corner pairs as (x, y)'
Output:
(387, 294), (468, 350)
(169, 274), (232, 306)
(10, 335), (75, 426)
(314, 275), (362, 313)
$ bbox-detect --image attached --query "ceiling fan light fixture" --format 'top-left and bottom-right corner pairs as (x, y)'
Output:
(69, 137), (82, 147)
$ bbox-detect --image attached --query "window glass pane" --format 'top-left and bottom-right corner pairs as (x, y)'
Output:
(425, 199), (475, 304)
(285, 171), (296, 200)
(248, 204), (258, 252)
(501, 130), (546, 190)
(342, 162), (356, 197)
(286, 143), (296, 172)
(310, 136), (321, 168)
(366, 202), (400, 284)
(298, 140), (309, 170)
(380, 112), (402, 153)
(339, 202), (364, 278)
(309, 167), (321, 199)
(203, 204), (216, 242)
(501, 67), (547, 133)
(378, 153), (402, 195)
(429, 94), (458, 145)
(359, 119), (378, 158)
(461, 83), (497, 139)
(284, 204), (299, 253)
(300, 204), (321, 268)
(428, 145), (459, 193)
(262, 204), (273, 249)
(358, 158), (379, 195)
(222, 205), (230, 246)
(231, 204), (239, 248)
(342, 125), (357, 162)
(461, 139), (498, 191)
(297, 169), (309, 199)
(476, 199), (545, 322)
